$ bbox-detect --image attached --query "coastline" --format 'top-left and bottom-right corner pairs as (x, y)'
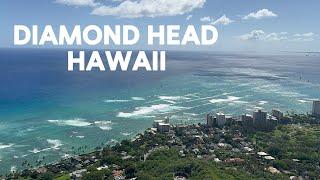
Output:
(4, 110), (320, 179)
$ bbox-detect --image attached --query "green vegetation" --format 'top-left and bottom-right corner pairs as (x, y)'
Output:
(251, 124), (320, 178)
(136, 148), (272, 179)
(5, 115), (320, 180)
(54, 174), (70, 180)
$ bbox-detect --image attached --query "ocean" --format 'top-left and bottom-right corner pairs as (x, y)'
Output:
(0, 49), (319, 174)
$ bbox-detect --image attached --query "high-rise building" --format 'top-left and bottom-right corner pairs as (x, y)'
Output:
(253, 109), (267, 124)
(216, 112), (226, 127)
(312, 100), (320, 117)
(225, 116), (234, 125)
(241, 114), (254, 126)
(272, 109), (283, 120)
(206, 113), (215, 127)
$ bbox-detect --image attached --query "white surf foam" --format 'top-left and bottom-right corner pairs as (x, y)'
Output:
(0, 143), (14, 149)
(48, 118), (92, 127)
(27, 139), (63, 154)
(104, 99), (131, 103)
(28, 148), (41, 154)
(47, 139), (62, 150)
(253, 106), (264, 110)
(10, 166), (16, 173)
(158, 96), (183, 104)
(209, 96), (245, 104)
(297, 99), (309, 103)
(104, 97), (145, 103)
(258, 101), (268, 105)
(158, 96), (190, 101)
(183, 112), (199, 116)
(107, 139), (119, 145)
(117, 104), (185, 118)
(62, 153), (71, 159)
(163, 100), (176, 104)
(21, 154), (28, 158)
(94, 121), (112, 131)
(131, 97), (145, 101)
(281, 91), (304, 97)
(185, 93), (200, 98)
(121, 132), (132, 136)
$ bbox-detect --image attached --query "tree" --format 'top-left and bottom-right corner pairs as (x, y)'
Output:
(125, 164), (136, 179)
(38, 172), (54, 180)
(82, 171), (104, 180)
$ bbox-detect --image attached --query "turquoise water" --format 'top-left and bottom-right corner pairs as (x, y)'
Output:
(0, 49), (319, 173)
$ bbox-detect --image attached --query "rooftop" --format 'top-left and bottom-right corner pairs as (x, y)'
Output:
(257, 152), (268, 156)
(264, 156), (275, 160)
(216, 112), (225, 116)
(158, 123), (170, 126)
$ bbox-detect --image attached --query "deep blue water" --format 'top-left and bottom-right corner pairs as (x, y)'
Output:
(0, 49), (319, 173)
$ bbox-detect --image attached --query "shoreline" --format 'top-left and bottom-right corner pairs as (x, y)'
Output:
(3, 109), (320, 179)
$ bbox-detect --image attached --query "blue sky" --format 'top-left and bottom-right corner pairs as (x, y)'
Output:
(1, 0), (319, 52)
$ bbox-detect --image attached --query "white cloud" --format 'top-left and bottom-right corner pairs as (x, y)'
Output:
(264, 32), (288, 41)
(243, 9), (277, 20)
(91, 0), (206, 18)
(55, 0), (98, 7)
(212, 15), (233, 25)
(200, 15), (233, 26)
(186, 15), (193, 21)
(239, 30), (288, 41)
(239, 30), (266, 40)
(200, 16), (211, 22)
(291, 38), (314, 42)
(292, 32), (318, 41)
(294, 32), (315, 37)
(239, 30), (318, 42)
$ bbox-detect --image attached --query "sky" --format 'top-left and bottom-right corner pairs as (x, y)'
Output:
(1, 0), (319, 52)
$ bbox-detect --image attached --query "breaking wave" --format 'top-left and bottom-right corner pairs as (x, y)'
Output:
(117, 104), (186, 118)
(209, 96), (247, 104)
(94, 121), (113, 131)
(48, 118), (92, 127)
(0, 143), (14, 149)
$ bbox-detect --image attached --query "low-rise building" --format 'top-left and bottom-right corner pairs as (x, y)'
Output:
(36, 167), (47, 174)
(267, 166), (281, 174)
(176, 124), (188, 135)
(70, 169), (87, 179)
(153, 120), (165, 128)
(268, 116), (278, 126)
(272, 109), (283, 120)
(264, 156), (275, 160)
(158, 123), (170, 133)
(257, 152), (268, 156)
(224, 158), (245, 164)
(97, 165), (108, 171)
